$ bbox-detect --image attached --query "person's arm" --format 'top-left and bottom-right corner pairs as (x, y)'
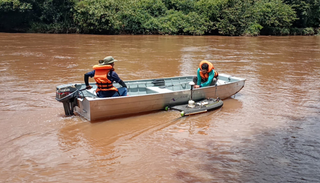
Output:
(194, 68), (202, 88)
(118, 80), (127, 88)
(84, 70), (95, 89)
(200, 70), (214, 87)
(111, 71), (127, 88)
(196, 68), (202, 85)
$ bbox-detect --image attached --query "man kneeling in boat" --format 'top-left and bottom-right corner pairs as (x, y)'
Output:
(193, 60), (219, 89)
(84, 56), (128, 97)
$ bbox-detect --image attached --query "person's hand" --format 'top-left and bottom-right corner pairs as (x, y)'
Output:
(194, 85), (200, 89)
(86, 85), (92, 90)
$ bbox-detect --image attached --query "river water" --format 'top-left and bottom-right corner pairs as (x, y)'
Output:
(0, 33), (319, 183)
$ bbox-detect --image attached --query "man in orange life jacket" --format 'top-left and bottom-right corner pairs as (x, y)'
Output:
(193, 60), (219, 89)
(84, 56), (127, 97)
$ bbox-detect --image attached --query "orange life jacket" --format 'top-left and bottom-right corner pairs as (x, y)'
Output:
(93, 65), (118, 93)
(199, 60), (218, 80)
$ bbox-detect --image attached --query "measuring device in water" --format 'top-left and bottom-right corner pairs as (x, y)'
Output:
(165, 81), (223, 116)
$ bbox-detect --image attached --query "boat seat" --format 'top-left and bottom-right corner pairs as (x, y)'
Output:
(146, 87), (172, 94)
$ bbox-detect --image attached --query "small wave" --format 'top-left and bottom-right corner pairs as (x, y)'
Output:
(53, 56), (73, 59)
(67, 64), (78, 69)
(11, 51), (46, 57)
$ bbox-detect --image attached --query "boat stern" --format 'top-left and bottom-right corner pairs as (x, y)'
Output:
(74, 97), (91, 121)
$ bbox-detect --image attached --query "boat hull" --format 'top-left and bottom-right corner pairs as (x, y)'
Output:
(73, 75), (245, 121)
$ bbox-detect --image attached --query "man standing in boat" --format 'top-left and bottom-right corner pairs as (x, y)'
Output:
(193, 60), (219, 89)
(84, 56), (128, 97)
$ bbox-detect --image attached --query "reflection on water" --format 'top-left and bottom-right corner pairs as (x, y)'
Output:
(0, 33), (319, 182)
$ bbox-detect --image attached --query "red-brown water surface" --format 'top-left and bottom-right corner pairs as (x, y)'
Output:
(0, 33), (319, 182)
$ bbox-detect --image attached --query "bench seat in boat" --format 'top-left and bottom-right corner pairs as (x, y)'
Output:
(146, 87), (172, 94)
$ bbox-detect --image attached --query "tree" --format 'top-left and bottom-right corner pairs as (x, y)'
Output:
(0, 0), (32, 31)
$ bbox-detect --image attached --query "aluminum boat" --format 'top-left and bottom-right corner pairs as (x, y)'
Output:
(55, 74), (245, 121)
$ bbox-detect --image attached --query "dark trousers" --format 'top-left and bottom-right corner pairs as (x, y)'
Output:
(112, 87), (127, 97)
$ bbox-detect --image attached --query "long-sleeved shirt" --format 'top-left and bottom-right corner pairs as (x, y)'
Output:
(197, 68), (215, 87)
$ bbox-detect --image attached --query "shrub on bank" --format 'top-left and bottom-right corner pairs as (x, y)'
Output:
(261, 27), (290, 35)
(303, 27), (315, 36)
(29, 22), (77, 34)
(316, 28), (320, 35)
(290, 27), (304, 35)
(144, 10), (210, 35)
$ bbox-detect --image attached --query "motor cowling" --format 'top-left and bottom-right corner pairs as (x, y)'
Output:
(56, 84), (79, 116)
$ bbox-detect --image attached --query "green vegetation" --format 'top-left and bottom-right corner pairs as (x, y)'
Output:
(1, 0), (319, 36)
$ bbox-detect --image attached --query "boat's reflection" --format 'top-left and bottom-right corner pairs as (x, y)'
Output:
(57, 98), (243, 158)
(57, 111), (183, 156)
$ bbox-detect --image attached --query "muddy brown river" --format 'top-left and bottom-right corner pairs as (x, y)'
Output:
(0, 33), (319, 182)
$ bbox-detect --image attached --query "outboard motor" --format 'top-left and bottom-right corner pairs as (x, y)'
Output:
(56, 84), (79, 116)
